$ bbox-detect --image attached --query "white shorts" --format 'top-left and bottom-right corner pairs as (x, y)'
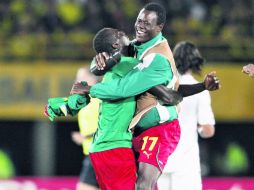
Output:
(157, 171), (202, 190)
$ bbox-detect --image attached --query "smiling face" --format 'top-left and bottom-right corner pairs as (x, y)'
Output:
(134, 9), (163, 43)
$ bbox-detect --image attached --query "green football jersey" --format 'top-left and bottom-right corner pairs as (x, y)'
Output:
(89, 57), (139, 152)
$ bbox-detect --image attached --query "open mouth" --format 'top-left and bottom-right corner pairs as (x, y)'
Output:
(136, 29), (146, 38)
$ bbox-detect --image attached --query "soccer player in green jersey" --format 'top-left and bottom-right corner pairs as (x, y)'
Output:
(86, 28), (139, 190)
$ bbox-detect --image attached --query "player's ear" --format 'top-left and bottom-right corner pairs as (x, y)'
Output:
(112, 42), (120, 49)
(156, 23), (164, 32)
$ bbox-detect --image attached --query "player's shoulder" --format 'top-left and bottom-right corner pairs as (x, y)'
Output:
(143, 53), (169, 68)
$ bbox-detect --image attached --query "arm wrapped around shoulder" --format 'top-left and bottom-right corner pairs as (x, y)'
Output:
(90, 52), (121, 76)
(178, 83), (205, 97)
(148, 85), (183, 106)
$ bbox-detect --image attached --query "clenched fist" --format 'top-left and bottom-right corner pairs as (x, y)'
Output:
(203, 71), (221, 91)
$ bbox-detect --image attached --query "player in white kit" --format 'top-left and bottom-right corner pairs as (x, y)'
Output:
(157, 41), (216, 190)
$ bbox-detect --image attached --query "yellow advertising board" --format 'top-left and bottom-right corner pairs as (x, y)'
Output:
(0, 62), (85, 120)
(0, 62), (253, 121)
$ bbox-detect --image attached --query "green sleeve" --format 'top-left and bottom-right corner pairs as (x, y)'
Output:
(111, 57), (139, 77)
(137, 106), (178, 130)
(165, 106), (178, 121)
(90, 54), (172, 100)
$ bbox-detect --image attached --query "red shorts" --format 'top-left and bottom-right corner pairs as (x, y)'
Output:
(132, 119), (181, 171)
(89, 148), (137, 190)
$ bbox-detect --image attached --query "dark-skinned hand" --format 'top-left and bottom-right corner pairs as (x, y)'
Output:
(94, 52), (110, 70)
(203, 71), (221, 91)
(70, 82), (91, 95)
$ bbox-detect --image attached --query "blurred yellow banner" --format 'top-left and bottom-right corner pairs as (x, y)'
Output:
(0, 62), (86, 120)
(196, 64), (254, 121)
(0, 62), (253, 121)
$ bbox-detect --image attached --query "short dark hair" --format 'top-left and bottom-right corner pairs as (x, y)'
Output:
(143, 2), (166, 25)
(93, 28), (118, 54)
(173, 41), (205, 75)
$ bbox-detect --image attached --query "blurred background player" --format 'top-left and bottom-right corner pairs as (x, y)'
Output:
(157, 41), (216, 190)
(71, 67), (100, 190)
(242, 63), (254, 78)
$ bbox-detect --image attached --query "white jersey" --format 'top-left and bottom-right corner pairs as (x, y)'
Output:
(157, 73), (215, 190)
(163, 73), (215, 173)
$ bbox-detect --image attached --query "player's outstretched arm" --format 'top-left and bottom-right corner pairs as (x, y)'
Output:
(178, 71), (220, 97)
